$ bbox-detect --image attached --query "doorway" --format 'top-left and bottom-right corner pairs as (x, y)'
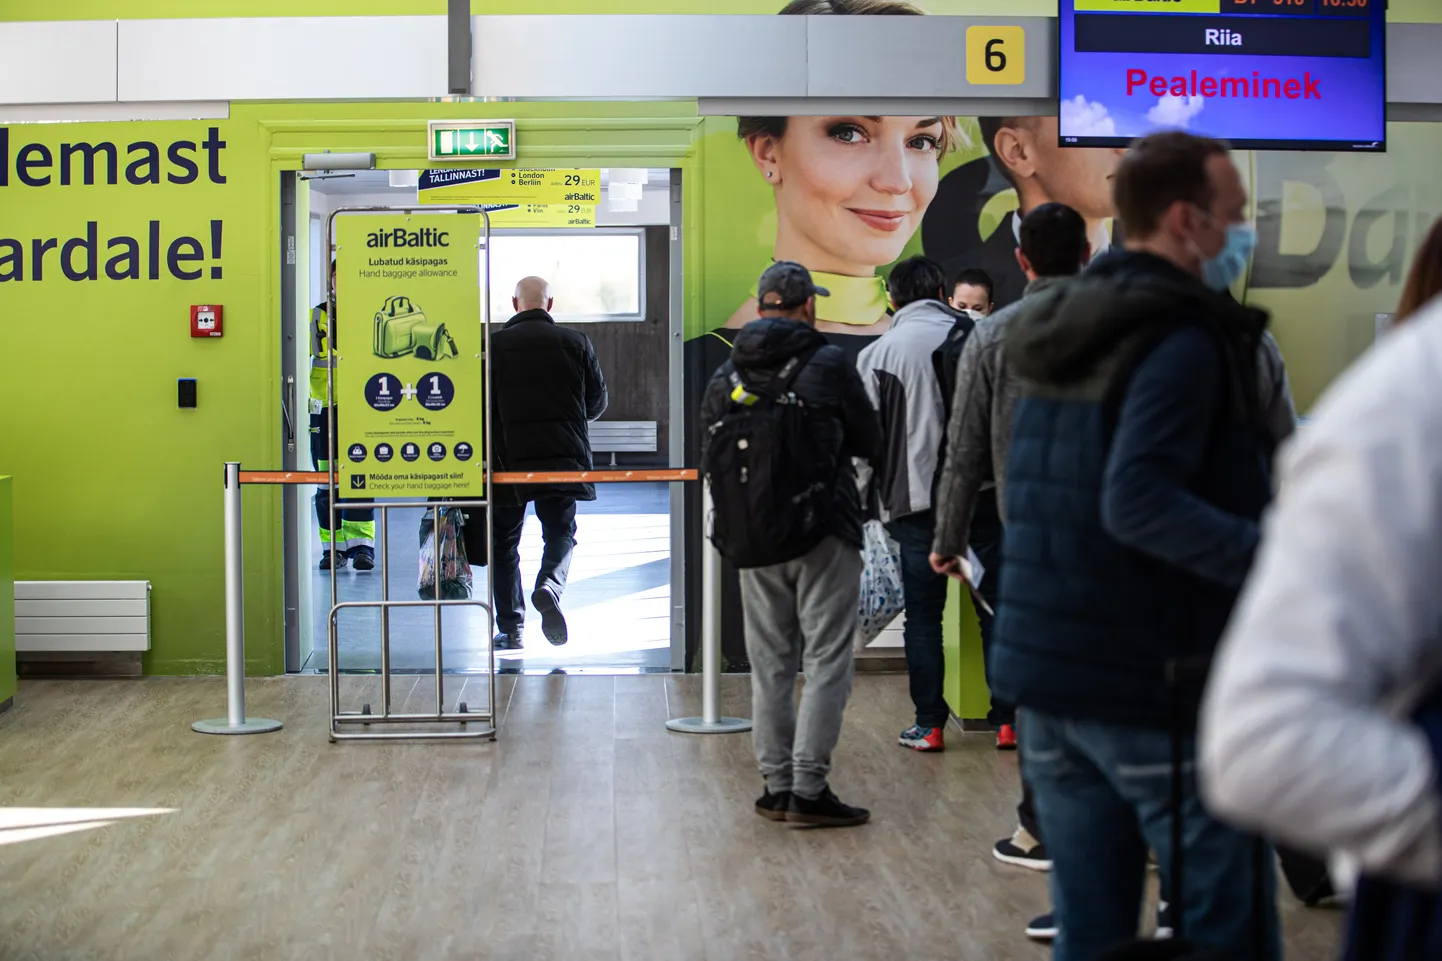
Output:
(280, 168), (685, 675)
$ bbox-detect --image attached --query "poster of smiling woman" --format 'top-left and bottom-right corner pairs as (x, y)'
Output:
(680, 0), (1442, 673)
(681, 0), (1139, 670)
(691, 2), (1130, 357)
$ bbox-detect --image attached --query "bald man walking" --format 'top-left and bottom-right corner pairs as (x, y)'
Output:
(489, 277), (609, 650)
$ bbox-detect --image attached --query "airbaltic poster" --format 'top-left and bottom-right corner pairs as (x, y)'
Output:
(333, 213), (484, 499)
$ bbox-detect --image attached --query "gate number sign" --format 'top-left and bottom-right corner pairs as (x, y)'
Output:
(966, 26), (1027, 85)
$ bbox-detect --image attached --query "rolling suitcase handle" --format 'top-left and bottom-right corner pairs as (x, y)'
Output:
(1099, 658), (1269, 960)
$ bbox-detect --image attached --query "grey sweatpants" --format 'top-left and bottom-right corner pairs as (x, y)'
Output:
(738, 536), (863, 799)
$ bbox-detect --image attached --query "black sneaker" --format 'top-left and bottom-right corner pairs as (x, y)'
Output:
(1155, 900), (1174, 940)
(531, 587), (569, 645)
(493, 632), (523, 651)
(1025, 912), (1058, 942)
(993, 827), (1052, 871)
(319, 550), (347, 571)
(755, 789), (792, 822)
(785, 788), (870, 827)
(350, 547), (375, 572)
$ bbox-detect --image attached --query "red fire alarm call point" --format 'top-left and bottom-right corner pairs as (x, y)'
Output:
(191, 305), (223, 338)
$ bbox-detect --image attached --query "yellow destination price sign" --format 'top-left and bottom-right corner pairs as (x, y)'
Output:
(485, 204), (597, 228)
(418, 168), (600, 205)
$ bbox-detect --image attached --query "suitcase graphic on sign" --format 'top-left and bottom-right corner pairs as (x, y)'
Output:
(374, 296), (427, 358)
(373, 296), (459, 360)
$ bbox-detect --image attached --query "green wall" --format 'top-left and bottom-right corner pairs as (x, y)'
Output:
(0, 116), (275, 674)
(0, 101), (703, 675)
(0, 477), (12, 707)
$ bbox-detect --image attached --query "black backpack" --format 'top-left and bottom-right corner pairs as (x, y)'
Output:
(929, 312), (978, 483)
(702, 346), (832, 569)
(932, 311), (978, 422)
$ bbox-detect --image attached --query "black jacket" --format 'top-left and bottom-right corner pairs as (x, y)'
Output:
(991, 250), (1274, 729)
(490, 309), (608, 504)
(700, 316), (883, 550)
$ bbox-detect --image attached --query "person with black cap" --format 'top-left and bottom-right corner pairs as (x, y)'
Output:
(700, 261), (883, 827)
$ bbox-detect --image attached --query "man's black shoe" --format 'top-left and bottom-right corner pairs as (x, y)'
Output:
(755, 789), (792, 822)
(493, 632), (523, 651)
(319, 550), (347, 571)
(351, 547), (375, 572)
(532, 587), (569, 645)
(785, 788), (870, 827)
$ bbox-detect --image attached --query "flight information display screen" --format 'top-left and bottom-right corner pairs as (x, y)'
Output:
(1058, 0), (1386, 152)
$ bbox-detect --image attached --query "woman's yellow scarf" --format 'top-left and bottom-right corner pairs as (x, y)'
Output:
(751, 269), (890, 327)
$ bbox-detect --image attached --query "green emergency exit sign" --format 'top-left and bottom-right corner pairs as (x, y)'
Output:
(427, 120), (516, 161)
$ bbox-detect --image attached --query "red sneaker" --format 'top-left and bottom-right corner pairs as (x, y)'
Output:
(898, 725), (945, 752)
(996, 724), (1018, 751)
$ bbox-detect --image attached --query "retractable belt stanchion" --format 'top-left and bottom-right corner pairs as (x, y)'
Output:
(666, 478), (752, 735)
(192, 462), (284, 736)
(197, 465), (711, 740)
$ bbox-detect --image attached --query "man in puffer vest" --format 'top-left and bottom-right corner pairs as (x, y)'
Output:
(990, 131), (1282, 961)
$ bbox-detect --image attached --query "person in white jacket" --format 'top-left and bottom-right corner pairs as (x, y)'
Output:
(1200, 295), (1442, 894)
(856, 254), (980, 753)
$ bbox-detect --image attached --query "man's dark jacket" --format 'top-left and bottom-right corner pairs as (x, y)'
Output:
(699, 316), (882, 552)
(490, 308), (608, 505)
(991, 250), (1275, 729)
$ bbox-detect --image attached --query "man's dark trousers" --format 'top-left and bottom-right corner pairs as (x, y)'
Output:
(491, 495), (577, 637)
(886, 510), (950, 730)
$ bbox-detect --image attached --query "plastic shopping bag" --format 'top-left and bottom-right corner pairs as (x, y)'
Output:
(418, 507), (473, 600)
(855, 519), (905, 647)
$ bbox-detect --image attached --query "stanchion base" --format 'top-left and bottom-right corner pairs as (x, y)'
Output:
(666, 716), (753, 735)
(192, 717), (284, 735)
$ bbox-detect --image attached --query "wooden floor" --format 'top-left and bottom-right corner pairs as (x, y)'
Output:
(0, 674), (1342, 961)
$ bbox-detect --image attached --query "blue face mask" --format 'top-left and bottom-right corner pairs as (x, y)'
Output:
(1197, 218), (1257, 292)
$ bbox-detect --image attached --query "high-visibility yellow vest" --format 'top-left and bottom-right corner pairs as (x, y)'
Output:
(308, 301), (334, 404)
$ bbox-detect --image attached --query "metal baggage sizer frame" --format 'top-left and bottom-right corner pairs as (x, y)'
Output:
(323, 204), (496, 742)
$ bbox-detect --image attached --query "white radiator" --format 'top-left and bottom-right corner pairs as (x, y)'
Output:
(14, 581), (152, 653)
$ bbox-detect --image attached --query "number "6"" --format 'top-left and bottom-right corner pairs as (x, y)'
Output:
(986, 38), (1006, 72)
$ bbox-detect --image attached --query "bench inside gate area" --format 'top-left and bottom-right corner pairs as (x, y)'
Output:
(589, 420), (658, 467)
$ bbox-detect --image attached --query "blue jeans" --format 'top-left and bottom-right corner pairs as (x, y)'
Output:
(1022, 710), (1280, 961)
(886, 511), (950, 729)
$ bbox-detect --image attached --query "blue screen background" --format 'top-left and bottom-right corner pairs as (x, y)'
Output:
(1058, 2), (1387, 149)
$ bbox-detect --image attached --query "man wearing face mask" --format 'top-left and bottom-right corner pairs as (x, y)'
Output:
(988, 131), (1281, 960)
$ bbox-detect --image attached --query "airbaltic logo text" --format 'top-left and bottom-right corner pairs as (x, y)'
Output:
(1127, 69), (1320, 100)
(366, 227), (450, 249)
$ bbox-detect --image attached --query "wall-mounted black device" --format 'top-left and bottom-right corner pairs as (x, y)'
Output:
(178, 378), (197, 409)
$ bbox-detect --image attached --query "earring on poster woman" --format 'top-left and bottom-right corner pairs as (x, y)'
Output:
(765, 170), (774, 179)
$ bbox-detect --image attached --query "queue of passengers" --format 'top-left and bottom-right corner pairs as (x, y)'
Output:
(701, 129), (1442, 960)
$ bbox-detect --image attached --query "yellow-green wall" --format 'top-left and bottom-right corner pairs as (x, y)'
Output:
(0, 101), (703, 675)
(0, 477), (12, 706)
